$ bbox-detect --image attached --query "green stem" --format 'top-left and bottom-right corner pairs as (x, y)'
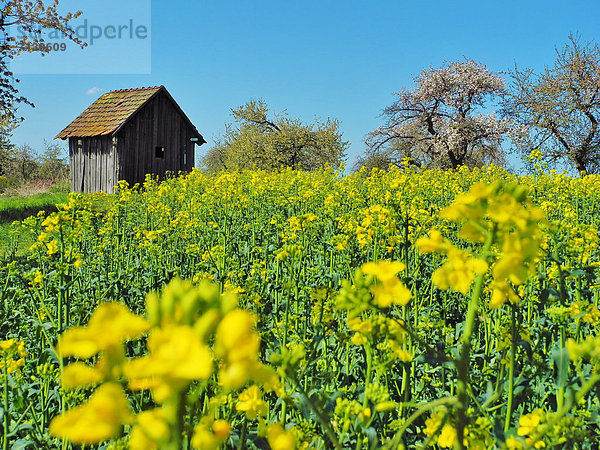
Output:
(297, 385), (342, 450)
(164, 391), (185, 450)
(40, 380), (45, 431)
(57, 286), (63, 334)
(3, 359), (9, 450)
(557, 326), (566, 411)
(237, 418), (247, 450)
(353, 344), (374, 450)
(455, 226), (495, 449)
(280, 276), (296, 424)
(363, 345), (373, 407)
(58, 227), (65, 334)
(281, 398), (287, 425)
(504, 304), (517, 432)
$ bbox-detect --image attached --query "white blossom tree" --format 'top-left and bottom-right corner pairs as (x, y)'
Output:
(365, 59), (509, 169)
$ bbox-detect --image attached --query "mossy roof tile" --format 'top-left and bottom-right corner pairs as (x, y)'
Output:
(55, 86), (163, 139)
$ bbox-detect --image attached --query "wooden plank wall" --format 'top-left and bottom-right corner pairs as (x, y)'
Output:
(117, 91), (197, 187)
(69, 136), (117, 193)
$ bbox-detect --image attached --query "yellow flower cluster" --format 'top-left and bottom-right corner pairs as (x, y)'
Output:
(216, 309), (262, 389)
(0, 339), (26, 375)
(566, 334), (600, 364)
(236, 384), (268, 419)
(423, 410), (463, 448)
(505, 409), (546, 448)
(336, 261), (413, 363)
(191, 417), (231, 450)
(49, 382), (133, 444)
(423, 409), (495, 449)
(417, 182), (546, 308)
(267, 423), (296, 450)
(362, 260), (411, 307)
(417, 229), (488, 295)
(124, 324), (213, 401)
(283, 213), (318, 241)
(50, 279), (279, 448)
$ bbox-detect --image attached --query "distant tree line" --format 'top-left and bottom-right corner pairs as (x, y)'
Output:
(0, 137), (69, 193)
(201, 35), (600, 177)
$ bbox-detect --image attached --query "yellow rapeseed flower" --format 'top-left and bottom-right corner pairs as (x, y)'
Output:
(437, 424), (457, 448)
(506, 435), (523, 449)
(362, 260), (406, 283)
(370, 278), (412, 307)
(57, 302), (150, 359)
(0, 339), (16, 352)
(49, 382), (132, 444)
(46, 239), (59, 255)
(191, 418), (231, 450)
(267, 423), (296, 450)
(0, 340), (27, 375)
(215, 309), (261, 388)
(489, 280), (520, 309)
(236, 385), (268, 419)
(215, 309), (259, 361)
(124, 325), (212, 402)
(526, 437), (546, 448)
(212, 420), (231, 439)
(348, 317), (372, 334)
(517, 410), (542, 436)
(61, 362), (103, 389)
(423, 412), (443, 437)
(351, 333), (368, 346)
(361, 261), (411, 307)
(416, 229), (447, 253)
(129, 408), (170, 450)
(389, 340), (412, 361)
(432, 248), (488, 294)
(33, 270), (43, 285)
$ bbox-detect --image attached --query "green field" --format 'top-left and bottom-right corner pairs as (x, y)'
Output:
(1, 166), (600, 448)
(0, 191), (69, 253)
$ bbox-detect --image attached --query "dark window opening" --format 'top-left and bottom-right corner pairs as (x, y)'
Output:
(155, 146), (165, 158)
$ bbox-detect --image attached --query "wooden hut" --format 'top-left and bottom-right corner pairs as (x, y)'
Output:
(55, 85), (205, 193)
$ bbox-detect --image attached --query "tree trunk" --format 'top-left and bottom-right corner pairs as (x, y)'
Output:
(573, 151), (588, 176)
(447, 150), (460, 169)
(448, 141), (468, 169)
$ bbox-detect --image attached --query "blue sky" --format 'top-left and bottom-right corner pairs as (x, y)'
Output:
(9, 0), (600, 169)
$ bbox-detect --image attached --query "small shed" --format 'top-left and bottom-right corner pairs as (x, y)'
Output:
(55, 85), (205, 193)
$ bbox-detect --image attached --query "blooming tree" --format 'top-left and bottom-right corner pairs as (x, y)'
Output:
(365, 60), (509, 169)
(504, 35), (600, 175)
(0, 1), (84, 120)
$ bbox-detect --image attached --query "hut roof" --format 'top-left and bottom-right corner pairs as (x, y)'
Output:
(55, 85), (205, 143)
